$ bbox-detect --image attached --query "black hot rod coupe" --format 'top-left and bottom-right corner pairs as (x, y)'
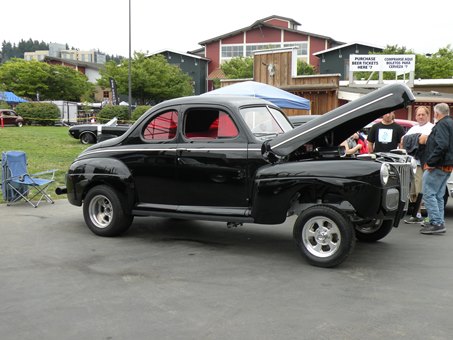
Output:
(68, 117), (130, 144)
(58, 83), (416, 267)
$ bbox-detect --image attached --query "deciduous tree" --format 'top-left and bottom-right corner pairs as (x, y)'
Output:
(0, 58), (93, 101)
(98, 53), (193, 104)
(415, 45), (453, 79)
(297, 60), (315, 75)
(221, 57), (254, 79)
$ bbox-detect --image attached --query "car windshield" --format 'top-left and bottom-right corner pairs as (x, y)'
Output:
(240, 106), (292, 137)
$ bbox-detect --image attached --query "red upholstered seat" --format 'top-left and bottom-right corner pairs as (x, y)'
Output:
(208, 113), (238, 138)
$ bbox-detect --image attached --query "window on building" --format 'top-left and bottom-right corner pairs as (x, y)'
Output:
(245, 44), (281, 56)
(283, 42), (308, 57)
(220, 42), (309, 63)
(221, 45), (244, 59)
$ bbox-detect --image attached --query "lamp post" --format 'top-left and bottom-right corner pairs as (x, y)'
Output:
(128, 0), (132, 118)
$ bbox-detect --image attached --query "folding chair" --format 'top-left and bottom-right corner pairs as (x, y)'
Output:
(1, 151), (56, 208)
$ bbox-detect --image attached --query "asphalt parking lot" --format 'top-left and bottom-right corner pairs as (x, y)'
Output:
(1, 200), (453, 340)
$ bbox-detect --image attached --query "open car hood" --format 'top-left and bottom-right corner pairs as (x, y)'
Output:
(265, 83), (415, 158)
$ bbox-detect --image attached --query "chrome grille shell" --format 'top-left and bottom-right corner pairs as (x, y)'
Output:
(386, 162), (412, 204)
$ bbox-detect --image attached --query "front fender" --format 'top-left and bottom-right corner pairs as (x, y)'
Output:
(251, 159), (395, 224)
(66, 157), (134, 209)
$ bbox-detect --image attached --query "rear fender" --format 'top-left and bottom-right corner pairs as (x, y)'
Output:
(67, 158), (134, 210)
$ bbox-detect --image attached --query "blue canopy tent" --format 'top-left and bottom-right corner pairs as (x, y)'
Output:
(202, 81), (310, 110)
(0, 91), (28, 104)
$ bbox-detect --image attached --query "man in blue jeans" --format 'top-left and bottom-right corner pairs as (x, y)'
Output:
(419, 103), (453, 234)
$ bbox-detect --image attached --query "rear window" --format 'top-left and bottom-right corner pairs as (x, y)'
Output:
(143, 110), (178, 140)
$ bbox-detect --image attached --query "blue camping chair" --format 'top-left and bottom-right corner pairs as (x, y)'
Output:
(1, 151), (56, 208)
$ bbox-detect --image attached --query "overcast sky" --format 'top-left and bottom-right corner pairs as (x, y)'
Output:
(2, 0), (452, 57)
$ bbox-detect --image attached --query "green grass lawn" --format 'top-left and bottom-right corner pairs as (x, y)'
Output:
(0, 126), (87, 203)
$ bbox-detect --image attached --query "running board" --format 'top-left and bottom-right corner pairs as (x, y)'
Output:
(133, 203), (253, 223)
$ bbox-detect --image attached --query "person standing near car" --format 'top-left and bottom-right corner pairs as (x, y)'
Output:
(340, 132), (362, 156)
(367, 111), (405, 153)
(419, 103), (453, 234)
(402, 106), (434, 224)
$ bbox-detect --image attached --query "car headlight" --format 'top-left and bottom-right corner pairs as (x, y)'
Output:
(410, 156), (417, 174)
(380, 163), (390, 185)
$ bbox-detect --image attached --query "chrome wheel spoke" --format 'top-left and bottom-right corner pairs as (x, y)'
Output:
(303, 216), (341, 258)
(90, 195), (113, 229)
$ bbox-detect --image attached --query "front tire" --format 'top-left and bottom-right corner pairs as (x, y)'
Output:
(83, 185), (133, 236)
(293, 205), (355, 268)
(354, 219), (393, 242)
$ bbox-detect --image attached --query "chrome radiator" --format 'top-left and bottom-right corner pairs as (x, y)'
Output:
(389, 162), (412, 204)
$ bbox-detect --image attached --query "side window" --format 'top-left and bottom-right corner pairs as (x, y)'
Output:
(184, 109), (238, 140)
(143, 110), (178, 140)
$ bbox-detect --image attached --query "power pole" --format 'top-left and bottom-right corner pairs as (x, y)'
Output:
(128, 0), (132, 118)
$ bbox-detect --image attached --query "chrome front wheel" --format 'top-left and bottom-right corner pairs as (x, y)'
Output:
(293, 205), (355, 268)
(302, 216), (341, 258)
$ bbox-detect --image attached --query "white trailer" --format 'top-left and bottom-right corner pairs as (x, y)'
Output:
(43, 100), (78, 125)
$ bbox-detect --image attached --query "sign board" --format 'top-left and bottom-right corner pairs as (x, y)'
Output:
(350, 54), (415, 73)
(380, 55), (415, 72)
(350, 55), (381, 72)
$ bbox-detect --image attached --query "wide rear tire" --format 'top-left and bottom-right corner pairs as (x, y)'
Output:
(293, 205), (355, 268)
(83, 185), (133, 237)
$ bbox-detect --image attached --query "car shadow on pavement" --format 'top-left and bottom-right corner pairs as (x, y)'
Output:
(121, 215), (402, 268)
(124, 216), (304, 263)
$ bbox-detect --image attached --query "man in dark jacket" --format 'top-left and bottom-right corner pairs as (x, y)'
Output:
(420, 103), (453, 234)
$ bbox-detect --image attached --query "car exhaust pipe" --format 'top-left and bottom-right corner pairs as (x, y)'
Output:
(55, 186), (67, 195)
